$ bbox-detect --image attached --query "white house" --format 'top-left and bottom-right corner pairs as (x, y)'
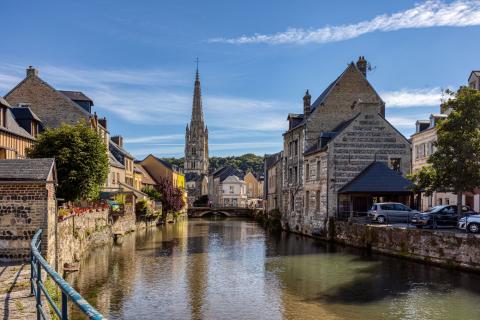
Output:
(221, 175), (247, 207)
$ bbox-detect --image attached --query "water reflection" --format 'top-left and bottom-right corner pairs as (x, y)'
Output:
(68, 218), (480, 320)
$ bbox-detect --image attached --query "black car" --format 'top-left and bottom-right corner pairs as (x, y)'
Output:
(411, 205), (475, 229)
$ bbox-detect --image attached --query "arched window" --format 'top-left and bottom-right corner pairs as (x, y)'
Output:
(192, 147), (196, 155)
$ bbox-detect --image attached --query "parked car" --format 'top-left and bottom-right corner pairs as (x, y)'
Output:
(368, 202), (418, 224)
(458, 215), (480, 233)
(411, 205), (474, 229)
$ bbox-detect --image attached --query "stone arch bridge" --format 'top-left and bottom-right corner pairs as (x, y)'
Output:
(188, 207), (254, 218)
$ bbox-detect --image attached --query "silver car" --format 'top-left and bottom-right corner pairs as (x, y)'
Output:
(368, 202), (418, 224)
(458, 215), (480, 233)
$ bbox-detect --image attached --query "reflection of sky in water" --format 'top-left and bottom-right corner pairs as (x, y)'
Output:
(68, 219), (480, 320)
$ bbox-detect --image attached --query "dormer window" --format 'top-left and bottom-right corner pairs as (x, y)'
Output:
(17, 103), (31, 108)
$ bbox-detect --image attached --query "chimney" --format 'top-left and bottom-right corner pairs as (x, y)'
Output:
(303, 90), (311, 115)
(111, 135), (123, 148)
(26, 66), (38, 77)
(356, 56), (367, 77)
(98, 117), (107, 130)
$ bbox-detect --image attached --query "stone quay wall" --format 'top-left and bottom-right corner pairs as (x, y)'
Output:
(57, 209), (112, 274)
(332, 221), (480, 272)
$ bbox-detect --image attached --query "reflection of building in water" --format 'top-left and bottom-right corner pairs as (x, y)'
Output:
(68, 232), (138, 318)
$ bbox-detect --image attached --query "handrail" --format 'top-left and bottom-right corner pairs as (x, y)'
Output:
(30, 229), (105, 320)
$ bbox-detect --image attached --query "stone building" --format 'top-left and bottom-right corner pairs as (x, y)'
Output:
(0, 97), (36, 159)
(469, 71), (480, 90)
(244, 172), (262, 199)
(0, 158), (56, 263)
(264, 151), (283, 212)
(184, 68), (209, 205)
(281, 57), (411, 236)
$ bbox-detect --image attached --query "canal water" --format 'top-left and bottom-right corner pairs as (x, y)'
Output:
(68, 218), (480, 320)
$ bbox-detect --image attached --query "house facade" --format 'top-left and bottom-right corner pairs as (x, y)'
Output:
(281, 57), (411, 236)
(0, 98), (36, 159)
(208, 166), (245, 207)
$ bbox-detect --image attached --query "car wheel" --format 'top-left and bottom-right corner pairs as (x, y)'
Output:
(377, 216), (386, 224)
(468, 223), (480, 234)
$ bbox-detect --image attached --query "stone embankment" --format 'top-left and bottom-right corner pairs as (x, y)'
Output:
(332, 221), (480, 272)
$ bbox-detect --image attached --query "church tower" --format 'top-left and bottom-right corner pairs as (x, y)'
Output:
(184, 67), (209, 176)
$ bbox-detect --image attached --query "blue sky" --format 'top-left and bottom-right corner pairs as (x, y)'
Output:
(1, 0), (480, 158)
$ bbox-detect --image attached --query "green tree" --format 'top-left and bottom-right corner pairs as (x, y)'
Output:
(27, 122), (109, 202)
(410, 87), (480, 214)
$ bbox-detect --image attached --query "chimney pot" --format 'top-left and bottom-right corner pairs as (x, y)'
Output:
(26, 66), (38, 77)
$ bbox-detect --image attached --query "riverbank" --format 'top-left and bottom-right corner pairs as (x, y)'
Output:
(332, 220), (480, 273)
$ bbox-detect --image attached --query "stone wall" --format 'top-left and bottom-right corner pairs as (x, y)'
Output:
(333, 221), (480, 272)
(56, 209), (112, 274)
(0, 183), (55, 263)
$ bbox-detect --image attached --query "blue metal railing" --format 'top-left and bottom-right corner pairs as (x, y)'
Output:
(30, 229), (105, 320)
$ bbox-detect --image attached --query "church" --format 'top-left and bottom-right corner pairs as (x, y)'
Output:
(184, 67), (209, 205)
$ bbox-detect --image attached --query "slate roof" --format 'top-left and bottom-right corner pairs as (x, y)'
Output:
(134, 164), (156, 185)
(338, 162), (413, 194)
(0, 158), (55, 182)
(11, 107), (42, 122)
(265, 152), (282, 170)
(58, 91), (93, 104)
(109, 140), (134, 165)
(0, 109), (35, 140)
(109, 151), (125, 168)
(212, 165), (244, 182)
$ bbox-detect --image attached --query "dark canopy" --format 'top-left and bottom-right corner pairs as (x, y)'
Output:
(338, 162), (413, 194)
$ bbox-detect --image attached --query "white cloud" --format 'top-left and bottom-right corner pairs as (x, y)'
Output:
(210, 0), (480, 45)
(382, 88), (443, 108)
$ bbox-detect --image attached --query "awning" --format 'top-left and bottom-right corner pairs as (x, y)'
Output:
(338, 162), (413, 194)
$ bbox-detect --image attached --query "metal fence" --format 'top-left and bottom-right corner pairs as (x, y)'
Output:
(30, 229), (105, 320)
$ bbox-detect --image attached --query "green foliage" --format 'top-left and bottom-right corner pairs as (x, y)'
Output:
(407, 166), (437, 195)
(410, 87), (480, 200)
(161, 153), (265, 176)
(26, 122), (109, 202)
(142, 186), (162, 202)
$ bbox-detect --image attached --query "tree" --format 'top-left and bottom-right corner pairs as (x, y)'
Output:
(141, 186), (162, 202)
(410, 87), (480, 214)
(155, 177), (185, 218)
(27, 122), (109, 202)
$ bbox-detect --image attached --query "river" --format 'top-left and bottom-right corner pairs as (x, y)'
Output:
(67, 218), (480, 320)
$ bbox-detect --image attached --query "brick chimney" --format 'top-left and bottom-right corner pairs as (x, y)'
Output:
(26, 66), (38, 77)
(111, 135), (123, 148)
(98, 117), (107, 130)
(303, 90), (311, 115)
(356, 56), (367, 77)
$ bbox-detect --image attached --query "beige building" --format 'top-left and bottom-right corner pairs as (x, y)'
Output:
(264, 152), (283, 212)
(244, 172), (262, 199)
(411, 72), (480, 211)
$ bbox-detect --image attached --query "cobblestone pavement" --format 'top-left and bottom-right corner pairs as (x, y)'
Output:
(0, 263), (37, 320)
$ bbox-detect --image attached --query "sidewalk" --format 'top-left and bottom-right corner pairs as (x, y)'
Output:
(0, 263), (36, 320)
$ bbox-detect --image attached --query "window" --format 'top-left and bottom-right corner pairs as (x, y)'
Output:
(294, 166), (298, 184)
(290, 192), (295, 211)
(0, 107), (6, 128)
(288, 168), (292, 183)
(294, 140), (298, 156)
(112, 172), (116, 184)
(289, 141), (293, 157)
(390, 158), (401, 172)
(117, 173), (120, 184)
(445, 198), (450, 205)
(439, 198), (443, 205)
(380, 204), (395, 210)
(305, 191), (309, 212)
(305, 163), (310, 181)
(316, 161), (321, 180)
(316, 190), (320, 210)
(192, 147), (196, 155)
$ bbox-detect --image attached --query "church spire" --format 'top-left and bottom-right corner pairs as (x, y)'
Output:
(191, 64), (204, 123)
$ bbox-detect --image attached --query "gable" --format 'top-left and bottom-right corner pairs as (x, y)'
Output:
(5, 75), (91, 128)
